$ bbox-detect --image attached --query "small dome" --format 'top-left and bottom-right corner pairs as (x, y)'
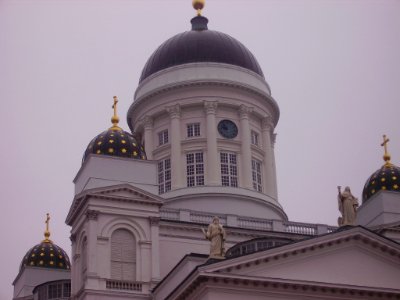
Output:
(83, 96), (147, 163)
(83, 128), (146, 163)
(139, 16), (264, 83)
(20, 241), (70, 271)
(362, 164), (400, 203)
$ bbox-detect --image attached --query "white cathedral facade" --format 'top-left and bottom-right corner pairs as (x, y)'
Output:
(13, 3), (400, 300)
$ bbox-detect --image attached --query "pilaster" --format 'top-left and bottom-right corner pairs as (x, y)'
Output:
(239, 105), (253, 189)
(166, 104), (183, 189)
(204, 101), (220, 185)
(143, 116), (154, 159)
(262, 116), (278, 200)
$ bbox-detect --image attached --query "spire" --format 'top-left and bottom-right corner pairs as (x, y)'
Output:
(110, 96), (122, 131)
(381, 134), (392, 167)
(192, 0), (205, 16)
(43, 213), (52, 243)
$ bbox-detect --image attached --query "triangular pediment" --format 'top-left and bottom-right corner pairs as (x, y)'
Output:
(87, 183), (162, 204)
(66, 183), (162, 225)
(201, 227), (400, 290)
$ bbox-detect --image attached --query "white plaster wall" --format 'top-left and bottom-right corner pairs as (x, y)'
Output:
(74, 155), (158, 195)
(13, 268), (70, 298)
(357, 191), (400, 227)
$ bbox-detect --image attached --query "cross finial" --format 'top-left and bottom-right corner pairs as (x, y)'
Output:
(381, 134), (392, 167)
(110, 96), (122, 131)
(43, 213), (52, 243)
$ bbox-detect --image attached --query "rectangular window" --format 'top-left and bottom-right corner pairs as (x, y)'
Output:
(186, 152), (204, 187)
(158, 158), (171, 194)
(48, 283), (62, 299)
(158, 130), (169, 146)
(220, 152), (238, 187)
(251, 130), (259, 146)
(187, 123), (201, 137)
(252, 159), (262, 192)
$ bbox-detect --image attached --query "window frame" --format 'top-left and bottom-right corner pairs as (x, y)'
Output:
(158, 158), (171, 194)
(186, 151), (205, 187)
(252, 158), (263, 192)
(158, 129), (169, 146)
(187, 123), (201, 138)
(220, 152), (238, 187)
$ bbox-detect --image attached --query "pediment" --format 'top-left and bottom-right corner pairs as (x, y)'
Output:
(87, 183), (162, 204)
(66, 184), (162, 225)
(203, 227), (400, 290)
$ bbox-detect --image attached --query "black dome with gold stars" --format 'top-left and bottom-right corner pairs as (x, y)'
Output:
(362, 135), (400, 203)
(82, 96), (146, 163)
(362, 164), (400, 203)
(20, 241), (70, 271)
(83, 128), (146, 163)
(20, 214), (70, 272)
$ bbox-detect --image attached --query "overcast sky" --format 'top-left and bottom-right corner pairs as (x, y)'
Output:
(1, 0), (399, 298)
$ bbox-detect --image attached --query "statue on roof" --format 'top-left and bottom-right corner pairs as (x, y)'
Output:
(202, 216), (226, 259)
(337, 186), (359, 226)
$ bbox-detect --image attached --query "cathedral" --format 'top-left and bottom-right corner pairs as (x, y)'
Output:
(12, 1), (400, 299)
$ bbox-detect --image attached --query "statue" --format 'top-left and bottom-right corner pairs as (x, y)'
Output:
(337, 186), (359, 226)
(202, 216), (226, 259)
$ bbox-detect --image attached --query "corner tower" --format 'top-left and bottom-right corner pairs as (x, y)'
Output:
(127, 2), (285, 221)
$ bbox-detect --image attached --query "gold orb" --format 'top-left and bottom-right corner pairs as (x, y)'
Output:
(192, 0), (205, 11)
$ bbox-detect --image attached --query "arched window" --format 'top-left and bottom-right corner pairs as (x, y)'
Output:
(111, 229), (136, 281)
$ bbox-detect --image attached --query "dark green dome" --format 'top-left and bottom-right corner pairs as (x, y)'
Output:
(83, 128), (147, 163)
(362, 163), (400, 203)
(20, 240), (70, 271)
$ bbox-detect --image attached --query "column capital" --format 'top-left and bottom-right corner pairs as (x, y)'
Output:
(143, 115), (154, 129)
(261, 116), (274, 131)
(166, 104), (181, 119)
(204, 100), (218, 115)
(86, 210), (99, 220)
(70, 233), (77, 242)
(238, 105), (253, 119)
(149, 216), (161, 226)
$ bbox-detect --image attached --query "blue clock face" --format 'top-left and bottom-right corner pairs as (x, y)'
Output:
(218, 120), (238, 139)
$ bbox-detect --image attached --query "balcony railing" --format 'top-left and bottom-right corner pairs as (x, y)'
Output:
(106, 280), (142, 291)
(160, 208), (336, 235)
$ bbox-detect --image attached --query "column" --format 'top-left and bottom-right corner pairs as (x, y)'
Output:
(143, 116), (154, 159)
(85, 210), (99, 289)
(239, 105), (253, 189)
(204, 101), (220, 185)
(166, 104), (183, 189)
(262, 116), (278, 199)
(149, 217), (160, 282)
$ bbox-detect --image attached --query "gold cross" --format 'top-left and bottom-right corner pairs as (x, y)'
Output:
(381, 134), (392, 166)
(43, 213), (51, 242)
(110, 96), (121, 131)
(45, 213), (50, 232)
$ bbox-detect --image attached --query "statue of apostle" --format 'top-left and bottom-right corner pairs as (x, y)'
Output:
(337, 186), (359, 226)
(202, 216), (226, 259)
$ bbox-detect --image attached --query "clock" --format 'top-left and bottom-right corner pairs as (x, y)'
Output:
(218, 120), (238, 139)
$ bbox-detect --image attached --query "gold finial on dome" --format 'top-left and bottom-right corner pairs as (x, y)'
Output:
(110, 96), (122, 131)
(192, 0), (205, 16)
(43, 213), (52, 243)
(381, 134), (392, 167)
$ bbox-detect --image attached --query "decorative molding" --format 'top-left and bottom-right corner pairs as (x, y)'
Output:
(149, 216), (161, 226)
(204, 100), (218, 114)
(143, 115), (154, 129)
(238, 104), (253, 119)
(97, 236), (109, 241)
(166, 104), (181, 119)
(86, 209), (99, 220)
(70, 233), (76, 242)
(261, 116), (274, 131)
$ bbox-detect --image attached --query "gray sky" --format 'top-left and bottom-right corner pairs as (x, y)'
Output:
(1, 0), (399, 298)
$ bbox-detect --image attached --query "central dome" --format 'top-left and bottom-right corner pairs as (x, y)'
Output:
(139, 16), (264, 83)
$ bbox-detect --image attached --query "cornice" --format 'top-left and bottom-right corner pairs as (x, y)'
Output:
(128, 80), (279, 133)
